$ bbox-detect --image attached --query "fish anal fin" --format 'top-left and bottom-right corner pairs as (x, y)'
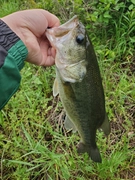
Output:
(64, 115), (77, 133)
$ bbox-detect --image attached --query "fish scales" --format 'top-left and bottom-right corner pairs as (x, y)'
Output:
(46, 15), (110, 163)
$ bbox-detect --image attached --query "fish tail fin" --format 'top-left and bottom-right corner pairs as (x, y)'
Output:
(90, 147), (102, 163)
(100, 113), (111, 136)
(77, 142), (102, 163)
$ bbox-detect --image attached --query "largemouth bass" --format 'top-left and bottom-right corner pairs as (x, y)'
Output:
(46, 16), (110, 163)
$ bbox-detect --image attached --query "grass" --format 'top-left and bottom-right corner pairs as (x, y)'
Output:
(0, 0), (135, 179)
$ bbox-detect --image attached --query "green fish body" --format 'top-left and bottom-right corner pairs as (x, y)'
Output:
(46, 16), (110, 163)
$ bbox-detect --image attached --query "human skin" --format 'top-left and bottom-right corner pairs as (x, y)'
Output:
(1, 9), (60, 66)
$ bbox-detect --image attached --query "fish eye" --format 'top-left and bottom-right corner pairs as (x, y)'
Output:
(76, 34), (85, 44)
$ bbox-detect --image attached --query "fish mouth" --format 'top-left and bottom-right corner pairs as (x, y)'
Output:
(46, 15), (79, 46)
(57, 60), (87, 83)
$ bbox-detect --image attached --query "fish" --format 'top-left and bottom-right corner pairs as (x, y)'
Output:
(46, 15), (110, 163)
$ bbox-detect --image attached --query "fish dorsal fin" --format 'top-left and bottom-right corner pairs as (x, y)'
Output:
(53, 78), (59, 97)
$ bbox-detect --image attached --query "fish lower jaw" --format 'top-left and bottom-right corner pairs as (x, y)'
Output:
(61, 76), (79, 83)
(59, 69), (85, 83)
(57, 61), (87, 83)
(62, 76), (83, 83)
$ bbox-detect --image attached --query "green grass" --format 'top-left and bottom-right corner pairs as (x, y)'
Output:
(0, 0), (135, 179)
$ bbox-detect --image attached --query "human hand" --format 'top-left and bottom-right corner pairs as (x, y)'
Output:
(1, 9), (60, 66)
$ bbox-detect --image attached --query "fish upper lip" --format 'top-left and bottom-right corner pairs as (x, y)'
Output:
(46, 15), (79, 38)
(59, 15), (78, 28)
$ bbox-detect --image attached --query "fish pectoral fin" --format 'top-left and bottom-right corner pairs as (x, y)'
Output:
(53, 78), (59, 97)
(64, 115), (77, 133)
(100, 113), (111, 136)
(77, 142), (102, 163)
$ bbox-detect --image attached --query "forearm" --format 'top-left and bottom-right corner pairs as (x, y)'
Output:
(0, 19), (28, 110)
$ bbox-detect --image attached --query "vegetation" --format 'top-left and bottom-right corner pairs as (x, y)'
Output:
(0, 0), (135, 179)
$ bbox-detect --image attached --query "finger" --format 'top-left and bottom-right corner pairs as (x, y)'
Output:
(42, 10), (60, 28)
(20, 9), (60, 36)
(48, 47), (56, 58)
(40, 46), (56, 66)
(2, 9), (60, 37)
(44, 55), (55, 67)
